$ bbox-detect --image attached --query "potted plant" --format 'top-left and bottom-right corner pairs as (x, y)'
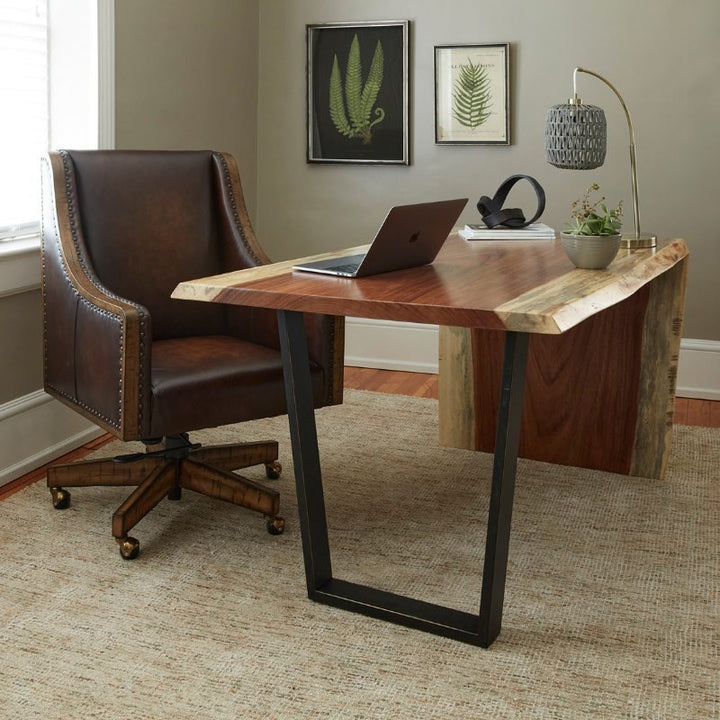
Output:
(560, 183), (623, 269)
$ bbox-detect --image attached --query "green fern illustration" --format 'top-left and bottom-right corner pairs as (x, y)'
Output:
(452, 58), (492, 128)
(329, 35), (385, 144)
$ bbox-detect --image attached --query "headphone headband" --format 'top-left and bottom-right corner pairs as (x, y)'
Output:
(477, 174), (546, 229)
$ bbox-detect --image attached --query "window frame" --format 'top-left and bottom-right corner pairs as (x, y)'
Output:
(0, 0), (114, 295)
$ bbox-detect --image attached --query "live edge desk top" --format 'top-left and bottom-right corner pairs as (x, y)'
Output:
(175, 235), (689, 482)
(173, 234), (688, 336)
(173, 234), (689, 648)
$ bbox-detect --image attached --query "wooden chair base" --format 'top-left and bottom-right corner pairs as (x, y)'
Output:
(47, 437), (284, 559)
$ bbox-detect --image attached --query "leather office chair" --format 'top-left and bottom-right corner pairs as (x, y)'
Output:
(41, 149), (344, 559)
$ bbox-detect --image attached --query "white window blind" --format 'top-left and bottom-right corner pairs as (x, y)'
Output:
(0, 0), (48, 242)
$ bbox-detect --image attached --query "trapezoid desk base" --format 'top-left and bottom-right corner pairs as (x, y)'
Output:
(277, 309), (529, 648)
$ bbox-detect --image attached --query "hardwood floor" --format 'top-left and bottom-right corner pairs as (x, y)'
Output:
(1, 367), (718, 501)
(673, 395), (720, 427)
(343, 366), (439, 399)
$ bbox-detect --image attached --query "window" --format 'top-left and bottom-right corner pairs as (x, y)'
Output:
(0, 0), (48, 242)
(0, 0), (113, 248)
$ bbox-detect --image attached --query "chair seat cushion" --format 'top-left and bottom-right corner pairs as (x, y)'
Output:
(148, 335), (321, 438)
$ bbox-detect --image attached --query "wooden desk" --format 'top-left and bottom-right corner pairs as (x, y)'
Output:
(173, 234), (688, 647)
(438, 241), (688, 480)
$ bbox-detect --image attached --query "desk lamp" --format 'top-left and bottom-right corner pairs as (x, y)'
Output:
(545, 66), (656, 249)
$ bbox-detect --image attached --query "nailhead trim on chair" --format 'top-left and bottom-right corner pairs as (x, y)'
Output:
(42, 152), (152, 433)
(215, 152), (264, 266)
(41, 158), (123, 431)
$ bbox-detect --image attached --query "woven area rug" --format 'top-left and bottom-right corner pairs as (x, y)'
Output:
(1, 390), (718, 719)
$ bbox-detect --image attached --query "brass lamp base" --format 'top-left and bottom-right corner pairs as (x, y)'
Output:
(621, 232), (657, 250)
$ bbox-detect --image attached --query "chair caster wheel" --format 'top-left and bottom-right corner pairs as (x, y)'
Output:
(266, 516), (285, 535)
(50, 487), (71, 510)
(265, 461), (282, 480)
(117, 536), (140, 560)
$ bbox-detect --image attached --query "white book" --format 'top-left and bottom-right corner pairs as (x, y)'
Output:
(460, 222), (556, 241)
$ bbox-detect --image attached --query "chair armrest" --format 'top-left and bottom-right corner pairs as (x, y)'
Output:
(41, 152), (152, 440)
(214, 152), (345, 407)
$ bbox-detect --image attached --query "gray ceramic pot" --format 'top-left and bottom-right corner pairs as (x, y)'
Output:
(560, 232), (621, 269)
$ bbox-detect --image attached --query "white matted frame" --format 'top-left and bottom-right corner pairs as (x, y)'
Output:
(434, 43), (509, 145)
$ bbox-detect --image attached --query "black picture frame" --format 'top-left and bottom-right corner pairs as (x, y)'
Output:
(307, 20), (410, 164)
(434, 43), (510, 145)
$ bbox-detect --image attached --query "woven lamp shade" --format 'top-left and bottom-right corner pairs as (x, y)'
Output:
(545, 103), (607, 169)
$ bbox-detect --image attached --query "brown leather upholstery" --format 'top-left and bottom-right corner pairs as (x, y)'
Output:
(40, 149), (344, 558)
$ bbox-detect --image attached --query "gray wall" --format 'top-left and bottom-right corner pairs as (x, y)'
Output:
(3, 0), (716, 411)
(115, 0), (260, 217)
(256, 0), (720, 341)
(0, 292), (42, 404)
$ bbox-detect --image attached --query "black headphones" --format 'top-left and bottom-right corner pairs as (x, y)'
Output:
(476, 174), (546, 229)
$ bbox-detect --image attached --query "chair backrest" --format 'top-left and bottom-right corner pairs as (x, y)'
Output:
(42, 149), (343, 440)
(59, 150), (264, 340)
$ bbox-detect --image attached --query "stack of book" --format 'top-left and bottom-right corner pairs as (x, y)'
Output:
(458, 222), (556, 241)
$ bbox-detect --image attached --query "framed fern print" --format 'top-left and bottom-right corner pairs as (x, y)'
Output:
(307, 21), (410, 164)
(434, 43), (509, 145)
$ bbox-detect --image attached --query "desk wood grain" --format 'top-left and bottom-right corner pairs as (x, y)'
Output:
(438, 249), (688, 479)
(173, 235), (688, 335)
(174, 234), (689, 479)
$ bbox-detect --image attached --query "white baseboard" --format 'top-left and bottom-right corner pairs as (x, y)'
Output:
(0, 390), (104, 486)
(344, 318), (720, 400)
(0, 324), (714, 486)
(676, 339), (720, 400)
(344, 317), (440, 373)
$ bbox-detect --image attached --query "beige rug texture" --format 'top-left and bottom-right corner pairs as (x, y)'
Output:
(1, 390), (718, 719)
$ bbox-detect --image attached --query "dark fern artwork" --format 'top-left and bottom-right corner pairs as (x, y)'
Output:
(329, 34), (385, 144)
(452, 58), (492, 128)
(307, 21), (409, 163)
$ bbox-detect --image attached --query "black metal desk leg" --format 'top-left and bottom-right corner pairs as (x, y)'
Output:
(478, 331), (529, 646)
(277, 310), (332, 590)
(278, 312), (528, 648)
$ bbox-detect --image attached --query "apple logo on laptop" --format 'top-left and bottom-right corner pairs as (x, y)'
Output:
(409, 231), (420, 243)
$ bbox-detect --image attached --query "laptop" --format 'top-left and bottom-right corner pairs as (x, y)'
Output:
(292, 198), (468, 278)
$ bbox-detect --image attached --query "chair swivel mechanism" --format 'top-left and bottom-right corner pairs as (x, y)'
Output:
(41, 149), (344, 559)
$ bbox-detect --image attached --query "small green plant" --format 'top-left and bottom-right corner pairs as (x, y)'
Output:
(566, 183), (623, 236)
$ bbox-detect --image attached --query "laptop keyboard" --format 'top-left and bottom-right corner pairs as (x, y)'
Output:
(327, 262), (361, 274)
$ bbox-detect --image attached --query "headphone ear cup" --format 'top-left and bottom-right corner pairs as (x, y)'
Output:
(476, 195), (495, 216)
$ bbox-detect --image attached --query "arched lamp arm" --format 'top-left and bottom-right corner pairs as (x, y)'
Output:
(572, 66), (641, 239)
